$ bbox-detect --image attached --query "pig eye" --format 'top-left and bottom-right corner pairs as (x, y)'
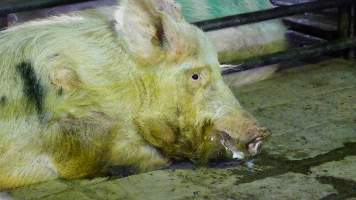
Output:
(191, 73), (200, 81)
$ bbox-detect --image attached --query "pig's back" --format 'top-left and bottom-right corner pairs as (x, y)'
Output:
(0, 14), (124, 107)
(0, 14), (125, 150)
(0, 14), (139, 182)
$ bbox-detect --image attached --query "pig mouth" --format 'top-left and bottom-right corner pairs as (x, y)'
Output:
(219, 131), (264, 160)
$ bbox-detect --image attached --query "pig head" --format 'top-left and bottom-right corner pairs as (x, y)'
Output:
(118, 0), (271, 163)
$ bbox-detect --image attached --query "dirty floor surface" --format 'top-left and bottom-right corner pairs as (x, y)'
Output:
(5, 59), (356, 200)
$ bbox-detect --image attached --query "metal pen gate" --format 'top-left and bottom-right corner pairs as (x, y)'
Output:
(0, 0), (355, 74)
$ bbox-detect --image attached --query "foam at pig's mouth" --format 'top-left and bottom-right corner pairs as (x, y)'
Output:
(219, 132), (264, 160)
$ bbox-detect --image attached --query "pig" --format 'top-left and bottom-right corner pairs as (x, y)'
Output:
(0, 0), (271, 189)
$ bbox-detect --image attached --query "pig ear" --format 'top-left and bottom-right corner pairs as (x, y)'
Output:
(114, 0), (184, 65)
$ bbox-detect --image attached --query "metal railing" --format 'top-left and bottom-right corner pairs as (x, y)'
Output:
(0, 0), (355, 74)
(221, 37), (356, 75)
(192, 0), (356, 74)
(0, 0), (94, 16)
(193, 0), (355, 31)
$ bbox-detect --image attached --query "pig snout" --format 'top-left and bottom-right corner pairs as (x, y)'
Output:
(213, 112), (271, 159)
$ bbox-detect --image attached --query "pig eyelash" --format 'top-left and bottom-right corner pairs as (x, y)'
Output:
(191, 73), (200, 81)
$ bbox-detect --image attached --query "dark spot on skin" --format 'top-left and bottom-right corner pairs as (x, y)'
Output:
(106, 165), (137, 178)
(58, 87), (63, 96)
(16, 61), (45, 114)
(0, 96), (6, 106)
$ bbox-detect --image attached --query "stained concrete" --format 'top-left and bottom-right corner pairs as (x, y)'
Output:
(311, 156), (356, 182)
(5, 59), (356, 199)
(228, 173), (337, 200)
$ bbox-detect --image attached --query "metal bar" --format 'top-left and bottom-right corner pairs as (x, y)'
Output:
(194, 0), (356, 31)
(0, 0), (95, 15)
(221, 37), (356, 75)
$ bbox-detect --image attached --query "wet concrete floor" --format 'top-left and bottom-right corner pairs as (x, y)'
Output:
(5, 59), (356, 200)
